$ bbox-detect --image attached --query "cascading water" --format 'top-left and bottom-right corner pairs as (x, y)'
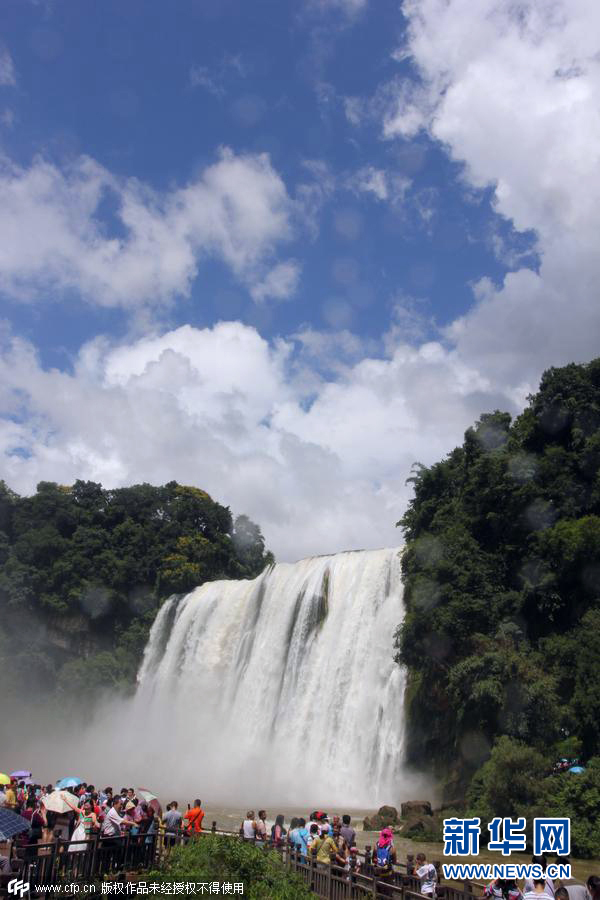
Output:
(132, 547), (408, 807)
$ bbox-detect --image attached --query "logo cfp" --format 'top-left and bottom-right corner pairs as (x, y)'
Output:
(8, 878), (30, 898)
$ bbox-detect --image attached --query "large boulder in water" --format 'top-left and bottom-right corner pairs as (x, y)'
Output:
(399, 816), (432, 837)
(363, 805), (399, 831)
(400, 800), (433, 818)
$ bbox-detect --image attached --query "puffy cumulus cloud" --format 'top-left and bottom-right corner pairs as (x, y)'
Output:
(0, 148), (294, 310)
(250, 260), (301, 304)
(0, 321), (512, 562)
(383, 0), (600, 390)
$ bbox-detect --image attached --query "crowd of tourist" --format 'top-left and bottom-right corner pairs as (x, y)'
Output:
(483, 859), (600, 900)
(1, 779), (599, 900)
(238, 808), (426, 886)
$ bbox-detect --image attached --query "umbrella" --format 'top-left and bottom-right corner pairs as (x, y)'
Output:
(0, 773), (11, 785)
(137, 788), (162, 817)
(0, 809), (32, 841)
(568, 766), (585, 774)
(56, 777), (82, 790)
(10, 771), (32, 780)
(42, 790), (79, 814)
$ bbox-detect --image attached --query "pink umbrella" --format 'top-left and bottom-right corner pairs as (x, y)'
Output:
(137, 788), (162, 817)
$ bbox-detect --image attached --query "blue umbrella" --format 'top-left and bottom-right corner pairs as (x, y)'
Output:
(0, 808), (32, 841)
(56, 777), (82, 789)
(568, 766), (585, 774)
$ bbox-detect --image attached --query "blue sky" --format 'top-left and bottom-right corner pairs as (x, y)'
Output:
(2, 0), (536, 364)
(0, 0), (598, 559)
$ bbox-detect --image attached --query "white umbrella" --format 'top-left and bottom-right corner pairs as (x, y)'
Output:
(137, 788), (162, 817)
(42, 790), (79, 814)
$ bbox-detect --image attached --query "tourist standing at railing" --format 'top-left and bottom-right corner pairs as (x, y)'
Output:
(586, 877), (600, 900)
(4, 781), (16, 810)
(163, 801), (183, 847)
(340, 814), (356, 849)
(123, 800), (139, 834)
(271, 814), (287, 846)
(309, 823), (338, 865)
(415, 851), (437, 897)
(331, 820), (348, 866)
(524, 857), (554, 897)
(306, 813), (321, 837)
(184, 799), (205, 834)
(102, 797), (136, 837)
(255, 810), (268, 841)
(373, 827), (398, 896)
(484, 878), (523, 900)
(556, 886), (590, 900)
(289, 817), (309, 861)
(241, 811), (258, 840)
(525, 880), (557, 900)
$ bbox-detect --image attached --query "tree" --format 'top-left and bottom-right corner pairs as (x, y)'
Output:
(395, 359), (600, 796)
(0, 479), (273, 705)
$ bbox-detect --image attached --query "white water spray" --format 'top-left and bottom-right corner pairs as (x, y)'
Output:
(130, 547), (409, 807)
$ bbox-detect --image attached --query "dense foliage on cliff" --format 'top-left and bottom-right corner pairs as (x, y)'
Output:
(395, 359), (600, 833)
(0, 479), (273, 701)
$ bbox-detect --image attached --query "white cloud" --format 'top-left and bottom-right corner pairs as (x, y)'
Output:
(383, 0), (600, 389)
(189, 65), (224, 97)
(0, 148), (295, 311)
(189, 54), (247, 97)
(250, 260), (301, 304)
(2, 0), (599, 567)
(348, 165), (411, 203)
(0, 321), (512, 562)
(0, 47), (16, 86)
(343, 96), (365, 125)
(307, 0), (368, 16)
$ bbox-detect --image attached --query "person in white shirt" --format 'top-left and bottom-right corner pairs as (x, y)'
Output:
(415, 852), (437, 896)
(242, 811), (257, 840)
(525, 880), (556, 900)
(101, 798), (135, 868)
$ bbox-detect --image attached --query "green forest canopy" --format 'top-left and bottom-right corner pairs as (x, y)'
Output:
(0, 479), (273, 701)
(395, 358), (600, 855)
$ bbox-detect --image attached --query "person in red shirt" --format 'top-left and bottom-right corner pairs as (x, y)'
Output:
(184, 799), (204, 834)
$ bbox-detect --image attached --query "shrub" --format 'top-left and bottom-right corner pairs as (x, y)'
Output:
(149, 835), (312, 900)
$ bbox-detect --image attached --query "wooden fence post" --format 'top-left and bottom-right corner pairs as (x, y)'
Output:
(310, 845), (318, 893)
(328, 847), (338, 899)
(211, 821), (217, 834)
(364, 844), (372, 877)
(50, 831), (61, 884)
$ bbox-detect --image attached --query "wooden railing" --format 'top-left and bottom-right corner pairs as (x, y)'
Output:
(0, 822), (487, 900)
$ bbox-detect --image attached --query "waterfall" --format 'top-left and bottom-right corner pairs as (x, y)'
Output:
(132, 547), (408, 807)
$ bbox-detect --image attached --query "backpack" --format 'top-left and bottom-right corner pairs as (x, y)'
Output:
(376, 844), (392, 871)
